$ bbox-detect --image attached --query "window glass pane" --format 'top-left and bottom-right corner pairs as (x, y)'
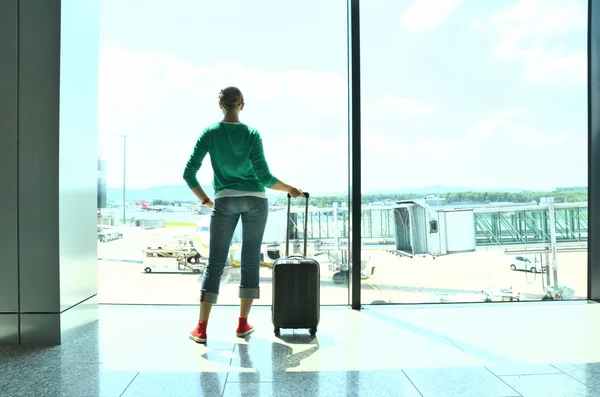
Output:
(97, 0), (349, 305)
(360, 0), (588, 304)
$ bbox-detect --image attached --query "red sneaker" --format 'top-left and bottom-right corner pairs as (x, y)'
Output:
(189, 322), (207, 343)
(236, 317), (255, 337)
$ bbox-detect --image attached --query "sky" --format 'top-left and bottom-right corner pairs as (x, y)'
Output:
(96, 0), (588, 195)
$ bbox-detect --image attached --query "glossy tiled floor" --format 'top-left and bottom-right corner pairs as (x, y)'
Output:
(1, 302), (600, 396)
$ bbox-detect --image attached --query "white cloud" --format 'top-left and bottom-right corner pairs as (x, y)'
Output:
(489, 0), (587, 85)
(359, 116), (586, 192)
(366, 95), (438, 115)
(99, 47), (347, 117)
(468, 118), (539, 143)
(522, 49), (586, 85)
(490, 0), (586, 37)
(97, 46), (587, 193)
(470, 21), (484, 30)
(98, 47), (348, 190)
(400, 0), (462, 33)
(467, 119), (576, 155)
(490, 109), (525, 118)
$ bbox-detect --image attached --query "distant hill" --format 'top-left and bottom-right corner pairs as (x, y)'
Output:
(107, 185), (214, 202)
(107, 184), (286, 202)
(107, 184), (538, 202)
(368, 185), (528, 195)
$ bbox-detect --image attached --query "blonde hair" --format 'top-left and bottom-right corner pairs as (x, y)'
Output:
(219, 86), (244, 111)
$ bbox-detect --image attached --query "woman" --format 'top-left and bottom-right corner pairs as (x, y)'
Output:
(183, 86), (304, 343)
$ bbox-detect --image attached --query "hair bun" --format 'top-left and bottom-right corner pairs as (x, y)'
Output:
(218, 86), (244, 111)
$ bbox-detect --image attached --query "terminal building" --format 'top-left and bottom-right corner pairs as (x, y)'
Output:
(1, 2), (600, 396)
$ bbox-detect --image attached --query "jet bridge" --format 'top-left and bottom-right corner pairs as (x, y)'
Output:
(392, 199), (588, 257)
(393, 199), (476, 257)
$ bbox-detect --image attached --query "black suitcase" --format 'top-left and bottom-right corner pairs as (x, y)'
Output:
(271, 192), (320, 336)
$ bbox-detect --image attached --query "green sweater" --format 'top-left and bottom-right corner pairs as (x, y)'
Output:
(183, 122), (278, 194)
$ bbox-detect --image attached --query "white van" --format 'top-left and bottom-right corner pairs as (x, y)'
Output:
(510, 256), (544, 273)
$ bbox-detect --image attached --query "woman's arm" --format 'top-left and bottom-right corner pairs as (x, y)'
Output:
(271, 180), (304, 198)
(183, 133), (213, 207)
(190, 186), (213, 208)
(249, 134), (278, 188)
(249, 134), (303, 197)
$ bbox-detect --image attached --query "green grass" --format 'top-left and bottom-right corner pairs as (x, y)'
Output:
(165, 221), (196, 227)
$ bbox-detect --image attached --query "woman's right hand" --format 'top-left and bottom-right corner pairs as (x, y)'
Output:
(288, 186), (304, 198)
(271, 180), (304, 197)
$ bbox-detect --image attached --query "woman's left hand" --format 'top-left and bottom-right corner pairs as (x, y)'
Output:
(205, 199), (214, 209)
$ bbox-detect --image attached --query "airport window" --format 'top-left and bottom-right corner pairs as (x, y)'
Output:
(359, 0), (588, 304)
(96, 0), (349, 305)
(96, 0), (590, 307)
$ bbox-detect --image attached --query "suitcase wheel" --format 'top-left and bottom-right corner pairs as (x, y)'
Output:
(274, 327), (281, 336)
(309, 327), (317, 336)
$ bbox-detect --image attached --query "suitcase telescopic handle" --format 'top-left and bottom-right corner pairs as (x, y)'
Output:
(285, 192), (309, 257)
(286, 192), (310, 199)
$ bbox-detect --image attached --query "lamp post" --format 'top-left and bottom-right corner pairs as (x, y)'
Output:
(119, 134), (127, 225)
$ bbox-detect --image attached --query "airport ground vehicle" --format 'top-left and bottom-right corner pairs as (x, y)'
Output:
(482, 286), (524, 302)
(143, 254), (205, 274)
(143, 237), (200, 260)
(97, 227), (123, 243)
(510, 255), (544, 273)
(142, 236), (206, 274)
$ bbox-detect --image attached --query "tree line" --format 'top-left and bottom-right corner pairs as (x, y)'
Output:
(272, 187), (588, 208)
(149, 187), (587, 208)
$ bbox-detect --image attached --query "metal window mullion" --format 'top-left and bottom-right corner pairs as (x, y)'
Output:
(347, 0), (361, 309)
(588, 0), (600, 301)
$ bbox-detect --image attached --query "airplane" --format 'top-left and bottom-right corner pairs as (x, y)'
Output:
(192, 214), (286, 269)
(136, 202), (165, 212)
(192, 216), (245, 267)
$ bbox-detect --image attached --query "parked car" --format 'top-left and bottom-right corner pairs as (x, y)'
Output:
(510, 256), (544, 273)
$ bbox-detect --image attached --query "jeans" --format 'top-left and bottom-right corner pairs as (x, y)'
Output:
(200, 196), (269, 304)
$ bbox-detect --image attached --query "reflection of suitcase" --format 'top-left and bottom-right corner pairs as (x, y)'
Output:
(272, 192), (320, 336)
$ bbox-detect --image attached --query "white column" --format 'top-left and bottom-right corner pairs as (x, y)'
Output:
(0, 0), (20, 344)
(0, 0), (100, 345)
